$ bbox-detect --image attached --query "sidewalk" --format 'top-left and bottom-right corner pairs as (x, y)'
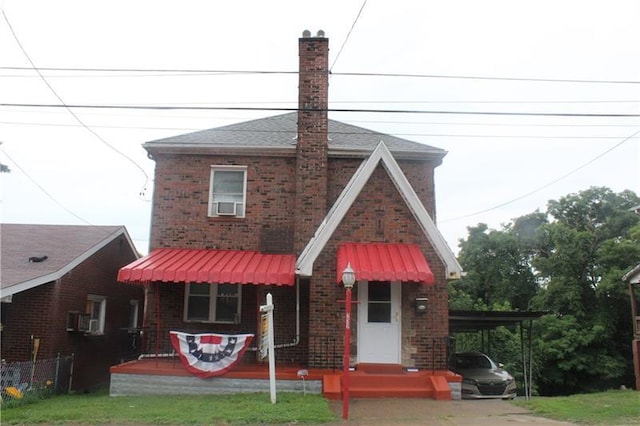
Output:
(327, 398), (577, 425)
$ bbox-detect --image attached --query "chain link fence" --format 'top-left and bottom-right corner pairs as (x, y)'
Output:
(1, 354), (73, 406)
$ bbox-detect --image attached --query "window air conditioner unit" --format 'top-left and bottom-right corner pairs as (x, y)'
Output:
(77, 313), (91, 332)
(88, 319), (100, 333)
(215, 201), (237, 216)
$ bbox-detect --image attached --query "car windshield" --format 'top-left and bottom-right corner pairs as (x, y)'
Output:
(456, 354), (495, 369)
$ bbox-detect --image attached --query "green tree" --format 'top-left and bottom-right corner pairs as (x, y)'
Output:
(455, 223), (538, 311)
(450, 187), (640, 395)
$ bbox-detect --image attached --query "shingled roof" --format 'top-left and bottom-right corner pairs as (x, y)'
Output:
(144, 112), (447, 161)
(0, 224), (137, 298)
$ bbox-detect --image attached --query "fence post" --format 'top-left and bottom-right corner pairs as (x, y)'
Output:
(55, 353), (60, 392)
(68, 353), (75, 393)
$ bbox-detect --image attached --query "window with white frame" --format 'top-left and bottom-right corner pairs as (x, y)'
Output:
(184, 283), (241, 323)
(86, 295), (106, 334)
(208, 166), (247, 217)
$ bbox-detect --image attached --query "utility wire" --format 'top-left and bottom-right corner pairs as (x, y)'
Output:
(439, 130), (640, 223)
(330, 0), (368, 72)
(0, 145), (93, 225)
(2, 103), (638, 117)
(2, 66), (639, 84)
(2, 107), (638, 127)
(1, 10), (149, 188)
(2, 120), (638, 140)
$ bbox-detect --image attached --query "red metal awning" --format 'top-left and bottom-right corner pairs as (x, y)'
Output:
(336, 243), (435, 284)
(118, 248), (295, 286)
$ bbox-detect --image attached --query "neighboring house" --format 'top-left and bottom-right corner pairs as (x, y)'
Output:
(623, 263), (640, 391)
(0, 224), (143, 391)
(116, 31), (463, 397)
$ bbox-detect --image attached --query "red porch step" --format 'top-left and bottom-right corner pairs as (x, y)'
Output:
(322, 364), (453, 400)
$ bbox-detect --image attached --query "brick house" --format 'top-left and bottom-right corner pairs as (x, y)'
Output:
(0, 224), (143, 391)
(115, 31), (462, 397)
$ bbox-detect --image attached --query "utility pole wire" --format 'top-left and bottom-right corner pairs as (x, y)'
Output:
(1, 103), (639, 117)
(330, 0), (368, 72)
(440, 129), (640, 223)
(1, 9), (149, 185)
(0, 145), (93, 225)
(2, 66), (639, 85)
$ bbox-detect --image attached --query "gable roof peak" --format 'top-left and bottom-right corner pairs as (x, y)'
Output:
(296, 141), (462, 280)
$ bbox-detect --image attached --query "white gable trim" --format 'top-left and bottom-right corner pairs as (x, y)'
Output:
(623, 263), (640, 284)
(296, 141), (462, 279)
(2, 227), (138, 299)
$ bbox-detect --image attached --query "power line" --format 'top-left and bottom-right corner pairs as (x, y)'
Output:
(1, 9), (149, 186)
(439, 130), (640, 223)
(0, 145), (93, 225)
(2, 106), (638, 127)
(2, 120), (638, 140)
(2, 103), (639, 117)
(2, 66), (638, 85)
(330, 0), (368, 72)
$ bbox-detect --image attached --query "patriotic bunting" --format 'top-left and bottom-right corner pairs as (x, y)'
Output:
(170, 331), (254, 378)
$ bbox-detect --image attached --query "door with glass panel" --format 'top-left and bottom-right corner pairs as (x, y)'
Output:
(357, 281), (401, 364)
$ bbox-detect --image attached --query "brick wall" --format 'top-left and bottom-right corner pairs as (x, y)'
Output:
(305, 160), (449, 369)
(147, 152), (447, 369)
(145, 281), (308, 366)
(295, 33), (329, 252)
(150, 154), (296, 251)
(1, 237), (142, 390)
(144, 33), (449, 370)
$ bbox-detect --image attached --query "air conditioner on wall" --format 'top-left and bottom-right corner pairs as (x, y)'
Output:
(88, 319), (100, 333)
(74, 313), (91, 332)
(215, 201), (237, 216)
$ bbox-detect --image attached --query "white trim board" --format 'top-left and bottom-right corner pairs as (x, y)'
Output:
(296, 141), (462, 280)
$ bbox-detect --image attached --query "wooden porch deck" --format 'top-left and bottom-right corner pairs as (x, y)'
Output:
(110, 358), (331, 380)
(110, 358), (461, 400)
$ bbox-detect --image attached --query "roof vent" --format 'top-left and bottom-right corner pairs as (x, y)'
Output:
(29, 255), (48, 263)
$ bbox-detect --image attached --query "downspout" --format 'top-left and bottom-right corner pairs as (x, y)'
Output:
(248, 276), (300, 350)
(276, 275), (301, 349)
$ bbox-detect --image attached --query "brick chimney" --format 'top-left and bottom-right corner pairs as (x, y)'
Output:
(295, 30), (329, 253)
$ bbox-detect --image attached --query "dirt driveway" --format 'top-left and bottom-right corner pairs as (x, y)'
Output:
(327, 398), (577, 425)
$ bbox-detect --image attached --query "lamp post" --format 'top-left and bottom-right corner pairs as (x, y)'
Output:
(341, 263), (356, 420)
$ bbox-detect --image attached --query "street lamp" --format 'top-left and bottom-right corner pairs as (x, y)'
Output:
(341, 263), (356, 420)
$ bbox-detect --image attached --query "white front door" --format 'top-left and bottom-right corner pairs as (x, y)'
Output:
(357, 281), (401, 364)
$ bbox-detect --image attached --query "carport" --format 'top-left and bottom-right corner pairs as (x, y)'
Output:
(449, 310), (546, 400)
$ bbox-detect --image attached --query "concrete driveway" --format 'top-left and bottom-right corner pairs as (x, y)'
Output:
(327, 398), (577, 425)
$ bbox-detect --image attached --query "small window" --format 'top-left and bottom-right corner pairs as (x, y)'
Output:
(368, 282), (391, 323)
(86, 295), (106, 334)
(128, 300), (139, 329)
(208, 166), (247, 217)
(184, 283), (241, 324)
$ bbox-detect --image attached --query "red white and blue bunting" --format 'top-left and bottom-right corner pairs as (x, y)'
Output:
(170, 331), (254, 378)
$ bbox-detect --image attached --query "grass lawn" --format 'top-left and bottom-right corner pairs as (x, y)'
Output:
(514, 389), (640, 425)
(1, 390), (338, 425)
(4, 388), (640, 425)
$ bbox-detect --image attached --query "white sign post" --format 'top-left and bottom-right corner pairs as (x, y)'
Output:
(260, 293), (276, 404)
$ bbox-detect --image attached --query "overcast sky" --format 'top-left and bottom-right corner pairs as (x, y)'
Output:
(1, 0), (639, 256)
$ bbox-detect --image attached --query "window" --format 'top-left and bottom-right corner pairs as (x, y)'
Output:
(184, 283), (241, 323)
(86, 295), (106, 334)
(128, 300), (139, 329)
(208, 166), (247, 217)
(367, 282), (391, 323)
